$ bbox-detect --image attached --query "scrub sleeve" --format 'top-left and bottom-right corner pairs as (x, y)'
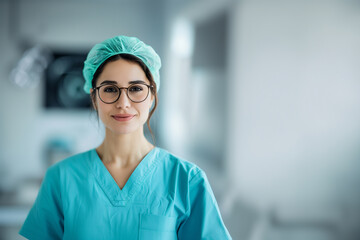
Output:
(19, 166), (64, 239)
(178, 170), (231, 239)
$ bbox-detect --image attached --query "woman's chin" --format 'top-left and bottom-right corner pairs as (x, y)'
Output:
(107, 126), (140, 136)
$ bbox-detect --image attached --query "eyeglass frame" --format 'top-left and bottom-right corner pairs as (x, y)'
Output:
(92, 83), (154, 104)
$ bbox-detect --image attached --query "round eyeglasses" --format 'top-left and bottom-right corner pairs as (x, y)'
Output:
(93, 83), (153, 104)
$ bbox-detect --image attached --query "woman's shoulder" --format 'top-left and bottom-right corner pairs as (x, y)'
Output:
(155, 147), (204, 181)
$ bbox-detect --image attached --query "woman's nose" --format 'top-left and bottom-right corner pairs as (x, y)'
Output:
(115, 89), (131, 108)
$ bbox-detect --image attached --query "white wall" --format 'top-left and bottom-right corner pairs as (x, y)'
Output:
(15, 0), (165, 51)
(227, 0), (360, 212)
(0, 0), (165, 190)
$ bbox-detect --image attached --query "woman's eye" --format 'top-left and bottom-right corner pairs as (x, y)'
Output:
(104, 86), (117, 93)
(129, 85), (143, 92)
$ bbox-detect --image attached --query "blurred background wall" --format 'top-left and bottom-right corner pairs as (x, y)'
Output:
(1, 0), (360, 239)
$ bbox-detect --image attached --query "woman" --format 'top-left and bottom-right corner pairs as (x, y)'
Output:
(19, 35), (232, 240)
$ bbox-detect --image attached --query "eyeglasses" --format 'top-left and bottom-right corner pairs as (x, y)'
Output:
(93, 83), (153, 104)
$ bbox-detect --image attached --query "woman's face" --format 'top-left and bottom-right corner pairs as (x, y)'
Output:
(90, 59), (154, 136)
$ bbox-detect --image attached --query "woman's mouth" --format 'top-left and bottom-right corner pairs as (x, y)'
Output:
(112, 114), (135, 122)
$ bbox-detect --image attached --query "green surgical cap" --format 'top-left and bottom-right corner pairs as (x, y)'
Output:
(83, 35), (161, 94)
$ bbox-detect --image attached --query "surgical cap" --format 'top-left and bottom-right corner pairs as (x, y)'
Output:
(83, 35), (161, 94)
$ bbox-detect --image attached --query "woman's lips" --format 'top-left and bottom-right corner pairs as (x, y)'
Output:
(112, 114), (135, 122)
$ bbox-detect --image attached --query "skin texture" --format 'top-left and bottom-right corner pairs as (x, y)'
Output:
(90, 59), (155, 189)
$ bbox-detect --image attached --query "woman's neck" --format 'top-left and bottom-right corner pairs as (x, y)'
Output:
(96, 129), (154, 167)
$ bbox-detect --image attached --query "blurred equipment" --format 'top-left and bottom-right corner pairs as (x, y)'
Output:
(43, 136), (74, 168)
(10, 45), (51, 89)
(45, 52), (91, 109)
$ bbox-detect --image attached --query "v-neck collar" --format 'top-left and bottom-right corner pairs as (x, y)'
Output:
(87, 147), (160, 207)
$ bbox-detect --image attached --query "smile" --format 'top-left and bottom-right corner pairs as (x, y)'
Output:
(112, 114), (135, 122)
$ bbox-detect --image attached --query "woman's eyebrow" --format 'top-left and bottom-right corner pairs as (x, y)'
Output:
(99, 80), (118, 86)
(99, 80), (147, 86)
(129, 80), (147, 84)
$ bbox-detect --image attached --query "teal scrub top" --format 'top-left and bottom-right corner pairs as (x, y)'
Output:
(19, 147), (232, 240)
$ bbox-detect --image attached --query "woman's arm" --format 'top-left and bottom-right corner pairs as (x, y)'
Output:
(19, 165), (64, 240)
(178, 170), (232, 240)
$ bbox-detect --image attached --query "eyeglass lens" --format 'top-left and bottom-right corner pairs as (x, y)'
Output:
(98, 84), (149, 103)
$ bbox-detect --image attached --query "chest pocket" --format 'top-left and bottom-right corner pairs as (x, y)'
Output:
(139, 214), (177, 240)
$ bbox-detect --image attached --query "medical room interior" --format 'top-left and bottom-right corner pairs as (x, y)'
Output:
(1, 0), (360, 239)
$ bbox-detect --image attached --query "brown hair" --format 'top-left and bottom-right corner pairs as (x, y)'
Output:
(90, 54), (158, 143)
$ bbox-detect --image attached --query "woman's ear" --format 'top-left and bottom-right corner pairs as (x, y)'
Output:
(90, 89), (97, 110)
(149, 93), (155, 109)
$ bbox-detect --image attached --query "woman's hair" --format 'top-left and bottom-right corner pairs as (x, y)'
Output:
(90, 54), (158, 142)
